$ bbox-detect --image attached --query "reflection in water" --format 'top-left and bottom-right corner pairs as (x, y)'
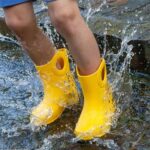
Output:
(0, 0), (150, 149)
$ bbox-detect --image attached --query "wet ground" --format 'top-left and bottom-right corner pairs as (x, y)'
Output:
(0, 0), (150, 150)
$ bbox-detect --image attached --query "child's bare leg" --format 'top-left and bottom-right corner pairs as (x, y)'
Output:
(48, 0), (101, 75)
(48, 1), (115, 140)
(4, 2), (55, 66)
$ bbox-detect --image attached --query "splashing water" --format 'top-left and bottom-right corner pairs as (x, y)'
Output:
(0, 0), (149, 149)
(0, 33), (19, 45)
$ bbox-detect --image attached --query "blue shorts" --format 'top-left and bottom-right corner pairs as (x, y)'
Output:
(0, 0), (55, 8)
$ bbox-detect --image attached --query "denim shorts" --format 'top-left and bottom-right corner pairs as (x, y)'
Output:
(0, 0), (55, 8)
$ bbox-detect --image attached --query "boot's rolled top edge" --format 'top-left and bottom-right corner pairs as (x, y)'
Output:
(76, 59), (105, 77)
(35, 48), (69, 76)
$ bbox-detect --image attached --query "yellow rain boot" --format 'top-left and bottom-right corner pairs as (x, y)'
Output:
(31, 48), (79, 126)
(74, 59), (115, 140)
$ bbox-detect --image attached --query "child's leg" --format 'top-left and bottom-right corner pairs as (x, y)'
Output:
(48, 0), (101, 75)
(3, 1), (79, 126)
(48, 0), (115, 140)
(4, 2), (55, 65)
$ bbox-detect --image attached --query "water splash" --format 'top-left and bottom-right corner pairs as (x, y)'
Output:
(0, 33), (19, 45)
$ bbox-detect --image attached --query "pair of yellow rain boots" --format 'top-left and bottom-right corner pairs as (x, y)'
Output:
(31, 48), (115, 140)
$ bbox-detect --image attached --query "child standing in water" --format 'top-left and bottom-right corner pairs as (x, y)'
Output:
(0, 0), (115, 140)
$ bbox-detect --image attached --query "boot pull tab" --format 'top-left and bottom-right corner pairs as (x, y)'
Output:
(53, 49), (68, 76)
(98, 59), (107, 87)
(56, 57), (64, 70)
